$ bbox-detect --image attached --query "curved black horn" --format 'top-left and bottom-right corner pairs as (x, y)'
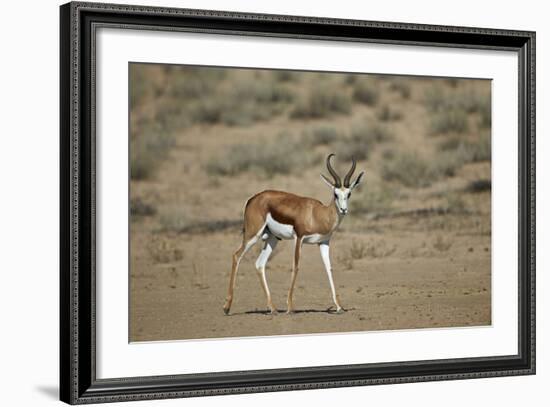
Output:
(343, 157), (356, 187)
(326, 154), (341, 188)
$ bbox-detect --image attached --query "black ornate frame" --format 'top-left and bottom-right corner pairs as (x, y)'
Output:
(60, 1), (536, 404)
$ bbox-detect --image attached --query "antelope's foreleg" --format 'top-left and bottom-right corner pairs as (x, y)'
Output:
(287, 236), (303, 314)
(319, 242), (344, 313)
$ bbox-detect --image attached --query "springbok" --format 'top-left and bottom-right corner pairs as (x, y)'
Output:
(223, 154), (365, 315)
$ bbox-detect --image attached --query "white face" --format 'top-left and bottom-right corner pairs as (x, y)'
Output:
(334, 187), (351, 215)
(320, 169), (364, 215)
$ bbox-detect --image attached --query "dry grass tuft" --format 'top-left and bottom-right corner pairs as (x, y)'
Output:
(147, 236), (184, 264)
(433, 235), (453, 252)
(350, 240), (368, 260)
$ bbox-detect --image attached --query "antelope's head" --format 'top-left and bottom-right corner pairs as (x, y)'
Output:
(320, 154), (365, 215)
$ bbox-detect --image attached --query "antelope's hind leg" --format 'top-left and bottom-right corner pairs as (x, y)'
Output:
(254, 233), (279, 314)
(223, 221), (265, 315)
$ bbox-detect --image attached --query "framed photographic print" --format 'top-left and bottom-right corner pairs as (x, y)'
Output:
(60, 1), (536, 404)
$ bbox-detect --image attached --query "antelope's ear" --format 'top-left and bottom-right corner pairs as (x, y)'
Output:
(320, 174), (334, 189)
(350, 171), (365, 190)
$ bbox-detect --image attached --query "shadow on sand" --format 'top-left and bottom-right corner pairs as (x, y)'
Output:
(233, 307), (356, 316)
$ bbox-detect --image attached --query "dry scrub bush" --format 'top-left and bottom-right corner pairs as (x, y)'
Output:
(388, 78), (411, 99)
(424, 84), (491, 136)
(382, 153), (434, 188)
(352, 78), (380, 106)
(438, 133), (491, 163)
(206, 133), (315, 178)
(130, 129), (175, 180)
(381, 151), (463, 188)
(350, 184), (395, 215)
(377, 105), (403, 122)
(291, 86), (352, 118)
(304, 126), (340, 146)
(335, 122), (393, 161)
(130, 198), (156, 218)
(429, 109), (469, 135)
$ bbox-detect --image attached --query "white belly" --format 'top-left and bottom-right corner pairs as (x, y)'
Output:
(302, 233), (329, 244)
(265, 214), (331, 244)
(266, 213), (295, 240)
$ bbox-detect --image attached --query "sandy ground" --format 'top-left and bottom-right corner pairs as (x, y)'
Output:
(129, 72), (491, 342)
(130, 211), (490, 342)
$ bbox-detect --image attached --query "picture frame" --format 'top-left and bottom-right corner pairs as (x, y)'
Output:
(60, 1), (536, 404)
